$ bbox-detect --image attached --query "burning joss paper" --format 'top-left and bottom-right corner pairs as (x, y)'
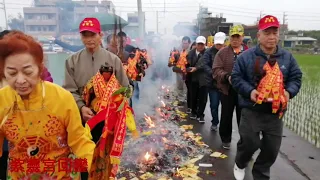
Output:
(118, 85), (211, 179)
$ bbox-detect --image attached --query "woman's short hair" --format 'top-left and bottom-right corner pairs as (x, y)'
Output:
(0, 31), (44, 77)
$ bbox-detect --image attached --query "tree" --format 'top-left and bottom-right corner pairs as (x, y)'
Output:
(287, 30), (298, 35)
(8, 13), (25, 31)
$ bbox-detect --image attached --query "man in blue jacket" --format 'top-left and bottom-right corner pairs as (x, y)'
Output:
(231, 15), (302, 180)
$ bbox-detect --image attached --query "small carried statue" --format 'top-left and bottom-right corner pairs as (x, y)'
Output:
(82, 65), (139, 179)
(127, 48), (149, 82)
(254, 58), (288, 118)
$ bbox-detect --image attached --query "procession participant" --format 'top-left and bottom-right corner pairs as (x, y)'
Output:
(196, 32), (226, 130)
(186, 36), (207, 122)
(0, 30), (54, 180)
(190, 42), (196, 50)
(106, 33), (136, 107)
(106, 34), (130, 64)
(117, 29), (150, 105)
(213, 25), (248, 149)
(169, 36), (191, 101)
(232, 15), (302, 180)
(0, 31), (95, 180)
(63, 17), (130, 124)
(117, 31), (136, 53)
(126, 48), (149, 104)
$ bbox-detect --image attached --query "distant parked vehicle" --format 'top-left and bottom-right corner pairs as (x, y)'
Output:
(52, 44), (63, 52)
(42, 44), (51, 51)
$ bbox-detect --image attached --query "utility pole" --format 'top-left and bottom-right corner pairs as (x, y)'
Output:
(198, 4), (201, 35)
(137, 0), (144, 39)
(156, 11), (159, 34)
(164, 0), (166, 18)
(0, 0), (8, 29)
(282, 12), (288, 46)
(84, 0), (88, 16)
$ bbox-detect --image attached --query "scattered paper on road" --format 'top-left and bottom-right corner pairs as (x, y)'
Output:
(199, 163), (213, 167)
(180, 125), (193, 130)
(210, 151), (228, 159)
(140, 172), (153, 179)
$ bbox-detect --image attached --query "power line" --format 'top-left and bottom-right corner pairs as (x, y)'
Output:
(288, 19), (320, 22)
(5, 1), (320, 17)
(148, 0), (155, 11)
(113, 2), (320, 15)
(5, 2), (320, 23)
(5, 0), (320, 16)
(114, 5), (320, 17)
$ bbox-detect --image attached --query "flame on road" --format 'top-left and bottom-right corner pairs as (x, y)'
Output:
(144, 113), (156, 128)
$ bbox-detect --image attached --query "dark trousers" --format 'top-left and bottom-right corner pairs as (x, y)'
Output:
(235, 108), (283, 180)
(197, 86), (208, 118)
(185, 80), (192, 109)
(219, 88), (241, 143)
(132, 81), (140, 103)
(0, 151), (8, 179)
(190, 82), (199, 114)
(208, 88), (220, 126)
(190, 82), (208, 117)
(129, 98), (133, 107)
(81, 172), (88, 180)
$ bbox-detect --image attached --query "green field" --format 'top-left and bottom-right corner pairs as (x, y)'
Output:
(294, 54), (320, 83)
(286, 54), (320, 148)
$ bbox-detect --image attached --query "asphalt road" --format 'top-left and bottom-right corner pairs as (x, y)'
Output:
(179, 100), (319, 180)
(135, 70), (320, 180)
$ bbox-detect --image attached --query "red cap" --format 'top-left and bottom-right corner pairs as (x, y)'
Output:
(259, 15), (280, 30)
(79, 17), (101, 33)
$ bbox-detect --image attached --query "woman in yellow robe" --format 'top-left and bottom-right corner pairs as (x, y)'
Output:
(0, 31), (95, 179)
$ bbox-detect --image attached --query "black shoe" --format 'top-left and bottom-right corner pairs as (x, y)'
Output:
(198, 117), (205, 123)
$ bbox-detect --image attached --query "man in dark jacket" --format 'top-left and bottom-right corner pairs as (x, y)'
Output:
(106, 34), (130, 64)
(186, 36), (207, 122)
(118, 31), (136, 53)
(196, 32), (226, 129)
(105, 34), (135, 107)
(232, 15), (302, 180)
(213, 25), (248, 150)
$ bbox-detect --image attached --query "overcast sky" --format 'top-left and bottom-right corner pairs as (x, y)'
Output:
(1, 0), (320, 33)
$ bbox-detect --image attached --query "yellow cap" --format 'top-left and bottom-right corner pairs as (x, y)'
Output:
(229, 25), (244, 36)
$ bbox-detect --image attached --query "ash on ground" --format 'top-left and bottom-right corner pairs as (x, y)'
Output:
(118, 85), (211, 179)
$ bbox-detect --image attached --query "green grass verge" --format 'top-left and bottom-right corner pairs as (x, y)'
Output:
(293, 54), (320, 83)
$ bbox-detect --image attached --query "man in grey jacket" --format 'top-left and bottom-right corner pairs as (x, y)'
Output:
(63, 17), (130, 123)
